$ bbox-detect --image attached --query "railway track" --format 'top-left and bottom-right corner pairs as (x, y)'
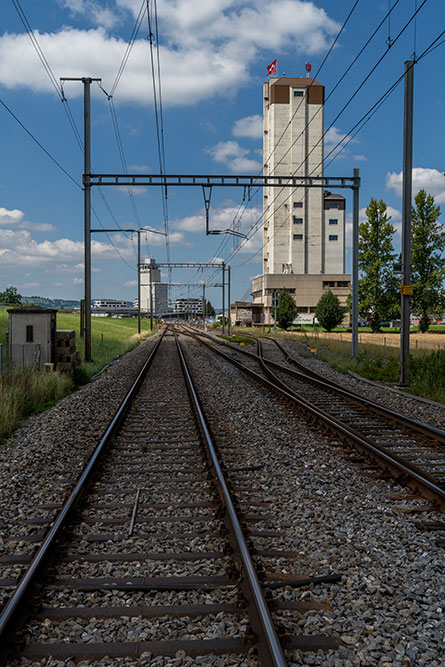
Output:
(181, 327), (445, 511)
(0, 327), (342, 666)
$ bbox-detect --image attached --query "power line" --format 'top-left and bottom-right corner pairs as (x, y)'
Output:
(223, 0), (430, 269)
(110, 0), (147, 97)
(0, 97), (81, 189)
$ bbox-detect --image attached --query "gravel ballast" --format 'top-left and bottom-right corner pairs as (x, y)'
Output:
(1, 330), (443, 665)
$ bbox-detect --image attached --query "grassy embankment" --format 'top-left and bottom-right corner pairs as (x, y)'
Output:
(230, 324), (445, 403)
(0, 308), (154, 443)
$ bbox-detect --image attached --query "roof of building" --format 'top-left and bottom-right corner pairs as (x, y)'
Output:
(7, 305), (58, 314)
(324, 192), (346, 200)
(269, 76), (323, 87)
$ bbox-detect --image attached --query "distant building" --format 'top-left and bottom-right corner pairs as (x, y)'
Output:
(251, 73), (350, 324)
(172, 298), (203, 315)
(139, 259), (168, 316)
(93, 299), (127, 310)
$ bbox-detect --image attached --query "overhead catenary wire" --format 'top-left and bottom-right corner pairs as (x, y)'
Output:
(10, 0), (143, 269)
(220, 0), (430, 271)
(207, 0), (363, 268)
(110, 0), (147, 97)
(230, 27), (442, 272)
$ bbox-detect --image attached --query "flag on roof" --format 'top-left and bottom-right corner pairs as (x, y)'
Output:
(267, 59), (277, 76)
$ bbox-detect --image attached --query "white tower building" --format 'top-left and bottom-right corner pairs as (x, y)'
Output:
(251, 75), (350, 324)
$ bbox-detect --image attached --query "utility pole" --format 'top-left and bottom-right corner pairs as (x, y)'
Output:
(351, 168), (360, 358)
(400, 60), (414, 385)
(61, 76), (101, 362)
(222, 262), (226, 334)
(227, 266), (231, 336)
(149, 265), (153, 331)
(273, 291), (277, 334)
(137, 232), (141, 334)
(202, 284), (206, 331)
(90, 229), (166, 336)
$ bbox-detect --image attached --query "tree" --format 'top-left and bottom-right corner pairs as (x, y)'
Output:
(0, 285), (22, 305)
(358, 199), (399, 332)
(411, 189), (445, 332)
(276, 289), (298, 330)
(205, 300), (216, 317)
(315, 290), (345, 332)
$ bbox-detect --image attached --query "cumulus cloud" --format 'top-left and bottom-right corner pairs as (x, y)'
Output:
(58, 0), (120, 28)
(22, 282), (40, 288)
(206, 141), (261, 172)
(172, 203), (262, 237)
(324, 126), (358, 161)
(0, 226), (189, 268)
(386, 168), (445, 204)
(0, 207), (56, 232)
(233, 115), (263, 139)
(1, 1), (339, 106)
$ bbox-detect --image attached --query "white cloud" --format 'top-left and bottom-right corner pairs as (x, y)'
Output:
(206, 141), (261, 173)
(386, 168), (445, 204)
(352, 154), (367, 161)
(22, 282), (40, 288)
(233, 115), (262, 139)
(0, 207), (56, 232)
(0, 225), (190, 269)
(324, 126), (358, 161)
(73, 277), (84, 284)
(1, 1), (339, 107)
(172, 203), (262, 237)
(123, 279), (137, 287)
(58, 0), (120, 29)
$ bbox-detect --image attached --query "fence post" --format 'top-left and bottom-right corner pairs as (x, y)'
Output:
(0, 343), (2, 374)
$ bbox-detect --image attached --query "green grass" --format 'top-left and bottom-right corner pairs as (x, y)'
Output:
(56, 312), (154, 379)
(218, 334), (255, 345)
(286, 332), (445, 402)
(0, 364), (73, 443)
(0, 308), (157, 440)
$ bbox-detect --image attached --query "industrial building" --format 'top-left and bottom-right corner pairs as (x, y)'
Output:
(250, 73), (350, 324)
(172, 298), (203, 316)
(139, 259), (169, 316)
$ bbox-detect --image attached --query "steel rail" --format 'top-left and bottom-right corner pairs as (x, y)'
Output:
(183, 328), (445, 508)
(184, 326), (445, 446)
(0, 329), (166, 665)
(263, 336), (445, 443)
(174, 330), (287, 667)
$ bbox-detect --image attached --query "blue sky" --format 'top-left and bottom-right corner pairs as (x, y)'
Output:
(1, 0), (444, 308)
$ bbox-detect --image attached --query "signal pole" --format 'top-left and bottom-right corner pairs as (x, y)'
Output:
(400, 61), (414, 385)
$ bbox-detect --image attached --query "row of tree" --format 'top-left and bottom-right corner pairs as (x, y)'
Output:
(358, 189), (444, 332)
(275, 189), (444, 333)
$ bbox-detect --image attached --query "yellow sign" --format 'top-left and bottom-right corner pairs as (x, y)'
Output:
(401, 285), (413, 295)
(310, 348), (317, 354)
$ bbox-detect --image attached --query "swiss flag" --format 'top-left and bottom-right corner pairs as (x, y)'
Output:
(267, 59), (277, 76)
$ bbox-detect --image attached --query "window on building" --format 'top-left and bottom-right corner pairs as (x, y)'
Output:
(293, 217), (303, 224)
(293, 201), (303, 208)
(323, 281), (335, 288)
(329, 203), (339, 209)
(329, 235), (338, 241)
(293, 90), (303, 97)
(288, 289), (296, 294)
(26, 325), (33, 342)
(337, 281), (349, 287)
(297, 306), (308, 312)
(293, 234), (303, 240)
(310, 307), (316, 313)
(328, 219), (338, 225)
